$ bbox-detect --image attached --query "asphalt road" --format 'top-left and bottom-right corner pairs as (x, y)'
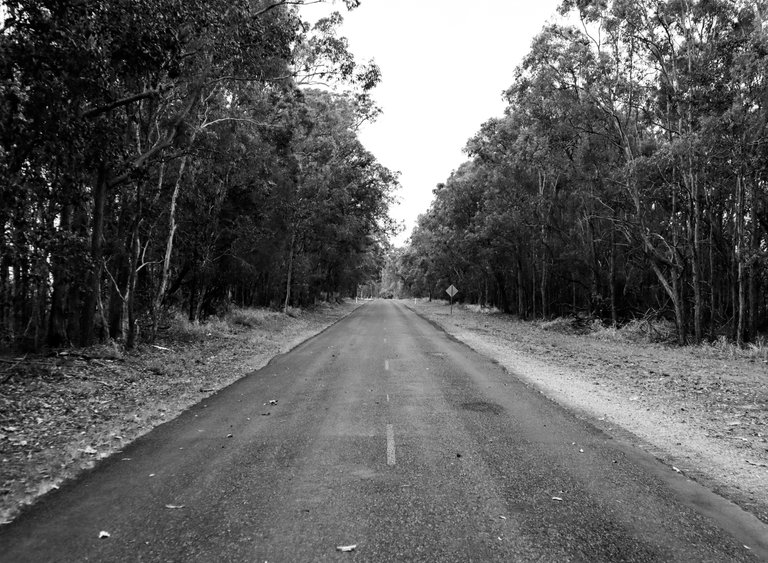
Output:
(2, 301), (767, 562)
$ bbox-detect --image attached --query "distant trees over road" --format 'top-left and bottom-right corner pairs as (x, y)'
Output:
(398, 0), (768, 345)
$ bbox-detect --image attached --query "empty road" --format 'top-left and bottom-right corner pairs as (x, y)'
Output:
(1, 301), (767, 561)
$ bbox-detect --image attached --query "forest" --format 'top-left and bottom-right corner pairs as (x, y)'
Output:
(394, 0), (768, 345)
(0, 0), (398, 352)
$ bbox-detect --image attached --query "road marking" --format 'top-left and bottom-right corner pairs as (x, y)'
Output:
(386, 424), (396, 465)
(384, 360), (390, 371)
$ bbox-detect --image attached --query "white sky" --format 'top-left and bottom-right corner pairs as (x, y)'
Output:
(301, 0), (564, 245)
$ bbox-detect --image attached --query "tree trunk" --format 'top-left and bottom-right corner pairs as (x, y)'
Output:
(540, 252), (548, 318)
(691, 169), (702, 343)
(283, 231), (296, 314)
(516, 260), (525, 319)
(735, 174), (746, 345)
(188, 271), (198, 322)
(731, 252), (739, 342)
(108, 196), (131, 340)
(493, 271), (509, 313)
(709, 208), (717, 340)
(125, 227), (141, 350)
(152, 159), (180, 340)
(195, 285), (206, 321)
(0, 243), (11, 344)
(738, 259), (746, 345)
(610, 226), (618, 326)
(67, 204), (89, 342)
(530, 255), (537, 318)
(748, 188), (760, 340)
(48, 203), (73, 347)
(588, 214), (600, 316)
(648, 257), (686, 345)
(81, 164), (108, 346)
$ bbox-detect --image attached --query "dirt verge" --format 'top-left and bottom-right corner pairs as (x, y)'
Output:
(0, 302), (359, 524)
(403, 299), (768, 526)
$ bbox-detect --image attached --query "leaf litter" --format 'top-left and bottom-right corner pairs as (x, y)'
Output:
(408, 300), (768, 525)
(0, 303), (359, 524)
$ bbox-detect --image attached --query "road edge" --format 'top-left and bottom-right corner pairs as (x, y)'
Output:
(401, 300), (768, 559)
(0, 302), (366, 526)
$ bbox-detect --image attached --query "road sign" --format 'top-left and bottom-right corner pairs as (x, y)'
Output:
(446, 285), (458, 315)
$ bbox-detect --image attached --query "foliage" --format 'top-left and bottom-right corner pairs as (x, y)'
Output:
(399, 0), (768, 344)
(0, 0), (397, 351)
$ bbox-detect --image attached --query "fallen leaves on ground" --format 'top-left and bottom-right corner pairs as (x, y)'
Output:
(408, 299), (768, 524)
(0, 303), (358, 524)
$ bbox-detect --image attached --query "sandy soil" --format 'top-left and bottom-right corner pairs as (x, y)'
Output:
(404, 299), (768, 525)
(0, 302), (359, 524)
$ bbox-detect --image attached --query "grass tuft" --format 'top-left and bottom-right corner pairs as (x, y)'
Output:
(463, 303), (501, 314)
(226, 307), (282, 328)
(695, 335), (768, 362)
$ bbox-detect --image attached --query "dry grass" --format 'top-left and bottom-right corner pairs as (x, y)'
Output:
(588, 318), (678, 344)
(694, 335), (768, 363)
(464, 303), (501, 315)
(225, 307), (284, 329)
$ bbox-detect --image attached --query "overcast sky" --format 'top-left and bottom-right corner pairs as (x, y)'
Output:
(301, 0), (564, 245)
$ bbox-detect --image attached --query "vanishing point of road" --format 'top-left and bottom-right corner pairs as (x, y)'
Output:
(2, 301), (767, 562)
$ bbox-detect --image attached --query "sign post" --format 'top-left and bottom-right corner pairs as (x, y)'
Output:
(446, 284), (458, 315)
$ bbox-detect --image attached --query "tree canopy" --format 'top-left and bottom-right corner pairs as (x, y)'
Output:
(0, 0), (398, 351)
(397, 0), (768, 345)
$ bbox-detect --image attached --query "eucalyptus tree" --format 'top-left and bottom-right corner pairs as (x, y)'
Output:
(0, 0), (397, 351)
(401, 0), (768, 343)
(282, 89), (396, 311)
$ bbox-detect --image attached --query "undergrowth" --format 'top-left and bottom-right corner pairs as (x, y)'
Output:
(166, 306), (294, 339)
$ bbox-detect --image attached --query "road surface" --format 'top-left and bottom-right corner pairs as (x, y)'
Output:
(2, 301), (767, 561)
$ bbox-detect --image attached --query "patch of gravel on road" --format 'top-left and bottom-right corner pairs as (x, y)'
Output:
(0, 302), (359, 524)
(404, 299), (768, 525)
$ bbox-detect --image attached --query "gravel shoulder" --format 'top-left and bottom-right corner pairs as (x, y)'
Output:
(403, 299), (768, 526)
(0, 302), (360, 524)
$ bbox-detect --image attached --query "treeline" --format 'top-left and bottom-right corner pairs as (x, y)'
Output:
(397, 0), (767, 344)
(0, 0), (398, 351)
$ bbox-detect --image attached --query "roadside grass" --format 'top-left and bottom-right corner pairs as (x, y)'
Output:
(170, 307), (289, 338)
(225, 307), (285, 329)
(695, 336), (768, 362)
(464, 303), (501, 315)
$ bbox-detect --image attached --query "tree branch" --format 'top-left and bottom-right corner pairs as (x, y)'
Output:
(107, 86), (201, 188)
(253, 0), (323, 19)
(201, 117), (276, 129)
(82, 88), (166, 119)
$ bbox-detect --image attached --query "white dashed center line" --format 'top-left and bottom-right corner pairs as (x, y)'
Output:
(384, 360), (390, 371)
(386, 424), (396, 466)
